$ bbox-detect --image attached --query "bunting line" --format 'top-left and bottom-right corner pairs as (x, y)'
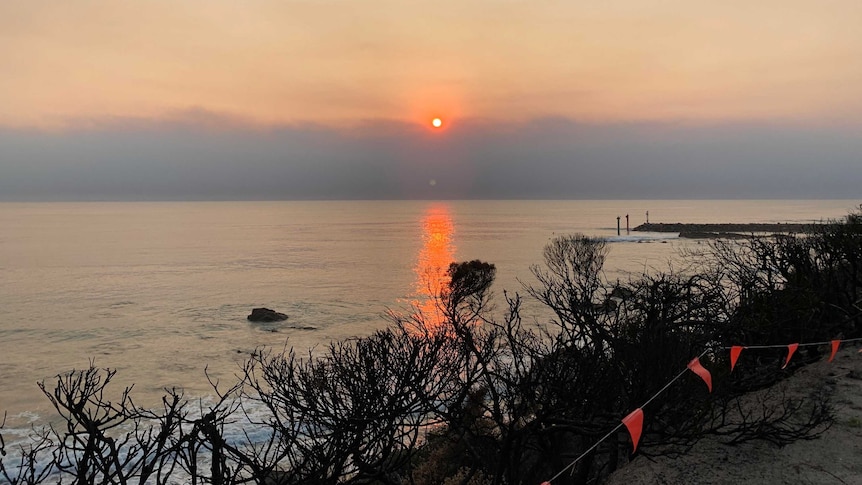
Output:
(539, 337), (862, 485)
(719, 337), (862, 350)
(542, 349), (710, 484)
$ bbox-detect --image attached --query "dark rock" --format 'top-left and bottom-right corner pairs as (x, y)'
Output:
(247, 307), (288, 322)
(609, 285), (634, 299)
(592, 298), (618, 313)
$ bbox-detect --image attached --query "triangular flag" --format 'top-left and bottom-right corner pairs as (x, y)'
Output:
(730, 346), (744, 372)
(622, 408), (644, 453)
(782, 343), (799, 369)
(829, 340), (840, 363)
(687, 357), (713, 392)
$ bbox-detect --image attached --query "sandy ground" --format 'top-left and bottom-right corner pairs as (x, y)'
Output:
(604, 346), (862, 485)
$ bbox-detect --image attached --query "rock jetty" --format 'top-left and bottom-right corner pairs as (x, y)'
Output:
(633, 222), (816, 239)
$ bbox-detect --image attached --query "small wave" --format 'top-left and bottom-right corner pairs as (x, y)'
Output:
(109, 301), (136, 308)
(0, 411), (46, 447)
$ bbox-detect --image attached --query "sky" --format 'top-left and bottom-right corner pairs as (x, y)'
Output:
(1, 0), (861, 200)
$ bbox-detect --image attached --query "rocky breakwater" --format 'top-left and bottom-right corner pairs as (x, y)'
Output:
(633, 222), (816, 239)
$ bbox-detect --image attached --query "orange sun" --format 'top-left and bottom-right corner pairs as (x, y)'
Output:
(431, 117), (443, 128)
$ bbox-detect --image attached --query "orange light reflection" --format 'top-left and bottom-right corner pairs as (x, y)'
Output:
(412, 204), (456, 331)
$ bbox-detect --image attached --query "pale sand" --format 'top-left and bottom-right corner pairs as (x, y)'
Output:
(604, 347), (862, 485)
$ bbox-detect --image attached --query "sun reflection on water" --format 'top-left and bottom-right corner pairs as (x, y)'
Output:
(412, 204), (456, 330)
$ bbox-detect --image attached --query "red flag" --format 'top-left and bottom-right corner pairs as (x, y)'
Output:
(782, 343), (799, 369)
(540, 482), (551, 485)
(622, 408), (644, 453)
(687, 357), (713, 392)
(829, 340), (840, 363)
(730, 346), (744, 372)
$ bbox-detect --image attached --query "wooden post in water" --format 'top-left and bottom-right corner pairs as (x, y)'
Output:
(626, 214), (630, 234)
(646, 211), (649, 224)
(617, 216), (621, 236)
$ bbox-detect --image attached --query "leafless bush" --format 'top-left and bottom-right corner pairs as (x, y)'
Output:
(172, 375), (245, 485)
(0, 413), (56, 485)
(239, 316), (466, 485)
(38, 365), (184, 484)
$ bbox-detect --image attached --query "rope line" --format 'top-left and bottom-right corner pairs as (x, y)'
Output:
(720, 336), (862, 350)
(542, 337), (861, 484)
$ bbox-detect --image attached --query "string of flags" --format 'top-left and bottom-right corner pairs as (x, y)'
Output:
(539, 336), (862, 485)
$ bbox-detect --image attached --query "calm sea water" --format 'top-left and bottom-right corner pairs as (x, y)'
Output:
(1, 200), (859, 428)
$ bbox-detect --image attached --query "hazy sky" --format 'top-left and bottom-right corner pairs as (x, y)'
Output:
(2, 1), (861, 200)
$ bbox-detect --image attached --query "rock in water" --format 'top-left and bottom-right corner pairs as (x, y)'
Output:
(247, 307), (288, 322)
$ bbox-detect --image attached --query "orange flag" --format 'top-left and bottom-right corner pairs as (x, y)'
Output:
(782, 343), (799, 369)
(622, 408), (644, 453)
(829, 340), (840, 363)
(730, 346), (744, 372)
(687, 357), (713, 392)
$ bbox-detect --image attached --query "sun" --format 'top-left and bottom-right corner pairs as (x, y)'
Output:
(431, 117), (443, 128)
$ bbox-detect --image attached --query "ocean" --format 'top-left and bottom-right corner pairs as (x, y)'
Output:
(1, 199), (859, 430)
